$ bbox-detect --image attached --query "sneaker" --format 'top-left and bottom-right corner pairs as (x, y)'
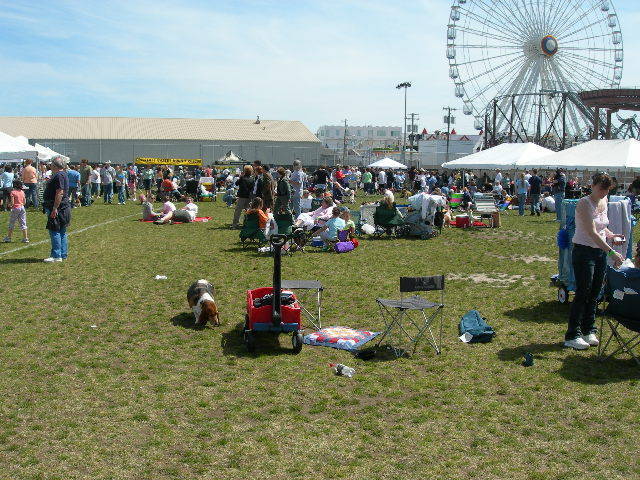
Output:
(582, 333), (599, 346)
(563, 337), (590, 350)
(43, 257), (63, 263)
(2, 236), (10, 243)
(21, 238), (29, 243)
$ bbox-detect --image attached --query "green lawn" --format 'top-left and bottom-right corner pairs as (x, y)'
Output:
(0, 198), (638, 480)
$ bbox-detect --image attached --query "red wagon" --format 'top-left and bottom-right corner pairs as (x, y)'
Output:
(243, 235), (304, 353)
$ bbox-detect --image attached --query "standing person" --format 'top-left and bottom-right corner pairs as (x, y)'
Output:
(261, 168), (275, 210)
(1, 165), (15, 211)
(127, 164), (138, 199)
(528, 169), (542, 216)
(101, 162), (114, 204)
(67, 164), (81, 208)
(552, 168), (567, 222)
(90, 165), (101, 199)
(564, 173), (625, 350)
(313, 165), (329, 192)
(362, 168), (373, 194)
(289, 160), (306, 217)
(78, 159), (92, 206)
(273, 167), (291, 213)
(3, 180), (29, 243)
(22, 159), (38, 208)
(494, 169), (503, 187)
(232, 165), (255, 229)
(377, 168), (386, 193)
(515, 173), (529, 216)
(142, 166), (154, 197)
(42, 157), (71, 263)
(115, 165), (127, 204)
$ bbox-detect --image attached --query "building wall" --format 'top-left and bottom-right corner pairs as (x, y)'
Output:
(316, 125), (403, 151)
(417, 137), (482, 168)
(31, 139), (322, 166)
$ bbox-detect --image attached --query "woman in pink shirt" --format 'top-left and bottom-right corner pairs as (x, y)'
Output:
(564, 173), (625, 350)
(293, 196), (334, 229)
(3, 180), (29, 243)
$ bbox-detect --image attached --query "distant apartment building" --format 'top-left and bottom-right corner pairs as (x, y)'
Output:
(417, 133), (482, 167)
(316, 125), (403, 151)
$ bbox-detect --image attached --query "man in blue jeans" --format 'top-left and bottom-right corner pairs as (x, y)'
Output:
(528, 169), (542, 216)
(552, 168), (566, 222)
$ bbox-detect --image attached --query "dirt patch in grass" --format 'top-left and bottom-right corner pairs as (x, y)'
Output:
(448, 273), (536, 286)
(488, 254), (555, 264)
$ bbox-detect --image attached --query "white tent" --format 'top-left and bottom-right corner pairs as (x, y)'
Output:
(441, 142), (553, 169)
(0, 131), (38, 162)
(368, 157), (408, 169)
(13, 135), (69, 163)
(524, 139), (640, 171)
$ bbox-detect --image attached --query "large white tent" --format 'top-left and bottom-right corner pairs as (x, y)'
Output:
(368, 157), (407, 169)
(522, 139), (640, 171)
(14, 135), (69, 163)
(0, 131), (38, 162)
(441, 142), (553, 170)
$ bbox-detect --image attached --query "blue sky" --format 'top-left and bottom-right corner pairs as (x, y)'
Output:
(1, 0), (639, 134)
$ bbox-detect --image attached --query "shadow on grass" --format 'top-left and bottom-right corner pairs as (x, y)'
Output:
(558, 354), (640, 384)
(221, 321), (299, 357)
(497, 342), (564, 362)
(0, 257), (43, 265)
(170, 312), (209, 330)
(504, 301), (568, 324)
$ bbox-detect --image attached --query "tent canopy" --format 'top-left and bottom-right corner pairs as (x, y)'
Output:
(0, 131), (38, 161)
(367, 157), (407, 169)
(525, 139), (640, 171)
(441, 142), (553, 170)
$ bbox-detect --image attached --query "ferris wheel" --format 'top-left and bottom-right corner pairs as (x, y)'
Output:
(446, 0), (624, 139)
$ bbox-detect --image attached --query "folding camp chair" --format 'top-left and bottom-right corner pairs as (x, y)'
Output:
(598, 267), (640, 366)
(239, 212), (267, 247)
(281, 280), (323, 330)
(375, 276), (445, 357)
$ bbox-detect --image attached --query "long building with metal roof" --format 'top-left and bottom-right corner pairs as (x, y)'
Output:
(0, 117), (321, 166)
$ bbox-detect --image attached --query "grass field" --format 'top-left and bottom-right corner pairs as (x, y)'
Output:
(1, 197), (638, 480)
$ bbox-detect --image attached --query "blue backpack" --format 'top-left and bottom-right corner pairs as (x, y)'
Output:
(459, 310), (495, 343)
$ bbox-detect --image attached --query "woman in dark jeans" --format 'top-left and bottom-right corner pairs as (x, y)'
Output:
(564, 173), (625, 350)
(231, 165), (255, 229)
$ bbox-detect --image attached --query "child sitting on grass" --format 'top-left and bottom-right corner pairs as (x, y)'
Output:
(315, 207), (345, 251)
(3, 180), (29, 243)
(339, 207), (355, 240)
(223, 185), (236, 207)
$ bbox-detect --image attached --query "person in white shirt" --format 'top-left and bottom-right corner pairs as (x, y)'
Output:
(541, 192), (556, 212)
(494, 169), (503, 185)
(155, 197), (197, 224)
(377, 169), (386, 192)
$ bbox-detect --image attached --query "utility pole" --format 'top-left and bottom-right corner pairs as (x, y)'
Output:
(396, 82), (412, 164)
(406, 113), (419, 167)
(342, 119), (348, 166)
(442, 106), (457, 163)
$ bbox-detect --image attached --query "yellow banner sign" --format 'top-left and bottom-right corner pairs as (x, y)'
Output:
(135, 157), (203, 166)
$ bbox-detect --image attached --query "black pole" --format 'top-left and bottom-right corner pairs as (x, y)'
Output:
(271, 234), (286, 325)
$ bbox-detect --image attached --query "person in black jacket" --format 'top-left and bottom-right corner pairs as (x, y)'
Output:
(273, 167), (291, 213)
(43, 157), (71, 262)
(231, 165), (255, 229)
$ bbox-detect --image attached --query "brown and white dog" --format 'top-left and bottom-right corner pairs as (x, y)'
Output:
(187, 279), (220, 326)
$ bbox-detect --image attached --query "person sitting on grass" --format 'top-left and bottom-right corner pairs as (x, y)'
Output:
(223, 185), (236, 207)
(155, 196), (198, 224)
(339, 206), (355, 240)
(140, 194), (160, 221)
(315, 207), (345, 251)
(3, 180), (29, 243)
